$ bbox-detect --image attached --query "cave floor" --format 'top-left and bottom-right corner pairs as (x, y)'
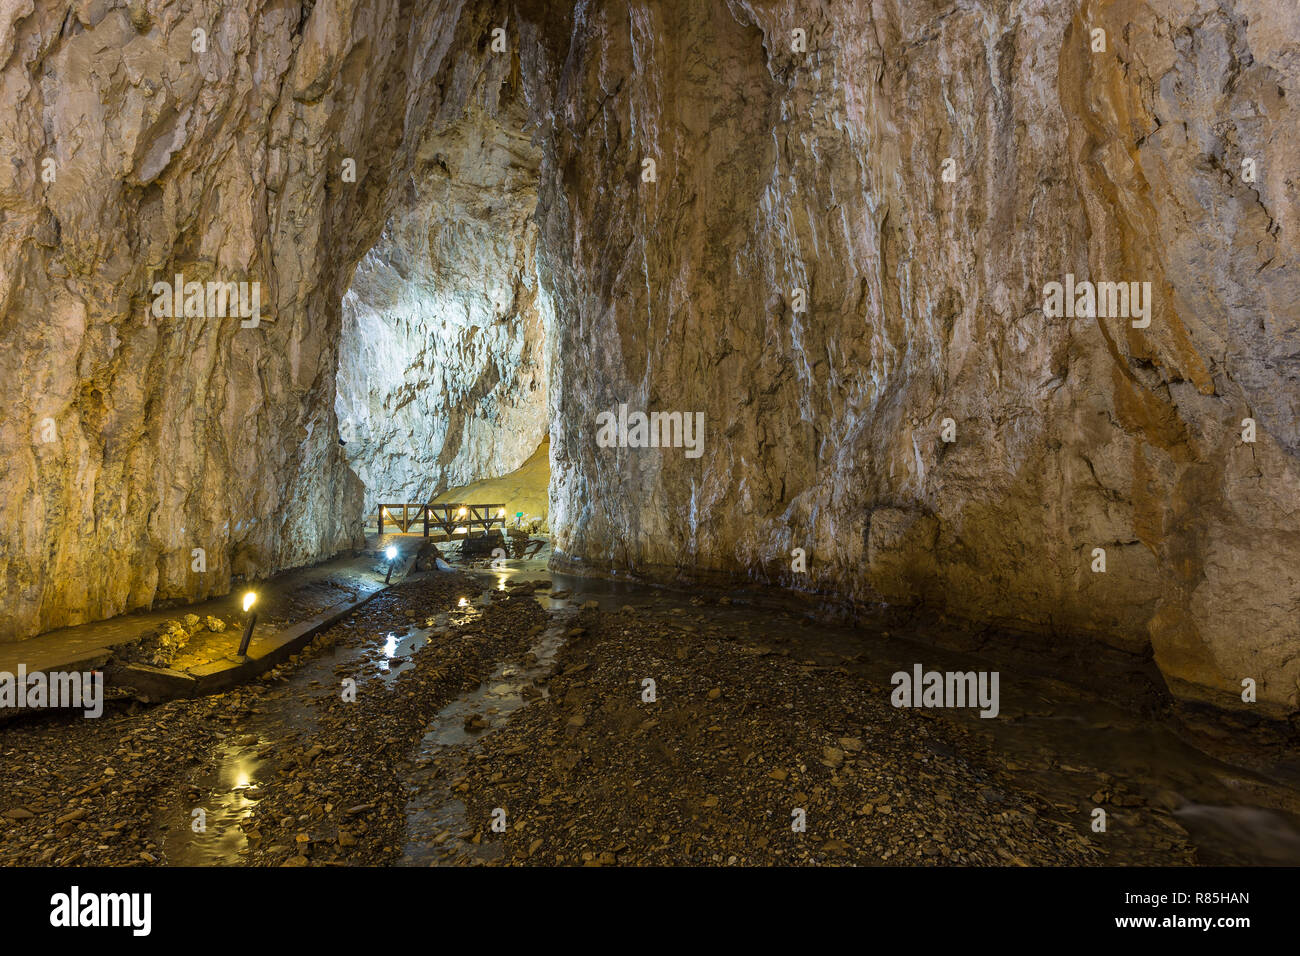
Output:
(1, 541), (1299, 866)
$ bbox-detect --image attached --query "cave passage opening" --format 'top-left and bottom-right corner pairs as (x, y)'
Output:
(333, 101), (555, 540)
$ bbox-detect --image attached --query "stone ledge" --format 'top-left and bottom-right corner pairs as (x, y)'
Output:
(104, 584), (389, 701)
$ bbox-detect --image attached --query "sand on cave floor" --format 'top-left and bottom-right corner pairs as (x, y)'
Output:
(363, 439), (551, 535)
(431, 438), (550, 526)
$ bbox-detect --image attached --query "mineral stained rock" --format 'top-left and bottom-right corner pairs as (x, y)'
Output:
(535, 0), (1300, 712)
(1, 1), (1297, 711)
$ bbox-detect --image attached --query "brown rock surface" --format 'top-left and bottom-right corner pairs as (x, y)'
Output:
(535, 1), (1299, 711)
(1, 1), (1296, 711)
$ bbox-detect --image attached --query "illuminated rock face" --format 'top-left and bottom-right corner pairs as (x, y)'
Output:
(532, 1), (1300, 712)
(2, 1), (1297, 711)
(0, 0), (505, 639)
(335, 103), (550, 516)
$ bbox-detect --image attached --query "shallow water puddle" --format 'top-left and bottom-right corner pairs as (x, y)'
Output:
(153, 622), (398, 865)
(153, 540), (1300, 867)
(456, 548), (1300, 866)
(400, 608), (573, 865)
(1174, 803), (1300, 865)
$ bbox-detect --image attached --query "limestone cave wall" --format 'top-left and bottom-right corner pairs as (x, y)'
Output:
(2, 0), (1297, 713)
(528, 0), (1300, 711)
(334, 99), (549, 515)
(0, 0), (509, 638)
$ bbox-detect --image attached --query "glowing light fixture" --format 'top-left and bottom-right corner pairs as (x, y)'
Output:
(384, 545), (399, 584)
(458, 597), (468, 608)
(237, 591), (259, 657)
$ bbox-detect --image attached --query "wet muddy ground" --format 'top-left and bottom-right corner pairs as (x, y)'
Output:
(1, 539), (1298, 866)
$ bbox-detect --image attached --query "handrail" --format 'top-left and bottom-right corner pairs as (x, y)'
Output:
(375, 502), (508, 537)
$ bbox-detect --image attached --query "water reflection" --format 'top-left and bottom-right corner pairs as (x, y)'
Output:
(158, 537), (1300, 867)
(458, 543), (1300, 866)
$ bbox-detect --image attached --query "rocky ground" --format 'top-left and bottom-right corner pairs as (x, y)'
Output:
(0, 555), (1218, 866)
(446, 602), (1202, 866)
(0, 569), (542, 865)
(232, 576), (548, 866)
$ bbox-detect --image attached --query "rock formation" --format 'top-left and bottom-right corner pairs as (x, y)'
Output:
(536, 0), (1300, 713)
(335, 98), (549, 515)
(2, 0), (1296, 712)
(0, 0), (509, 638)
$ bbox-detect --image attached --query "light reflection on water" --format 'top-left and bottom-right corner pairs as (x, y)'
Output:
(159, 538), (1300, 867)
(400, 609), (572, 866)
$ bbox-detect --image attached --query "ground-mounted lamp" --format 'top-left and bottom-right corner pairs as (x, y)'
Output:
(384, 545), (398, 584)
(237, 591), (258, 657)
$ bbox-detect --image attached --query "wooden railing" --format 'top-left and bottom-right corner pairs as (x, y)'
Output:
(375, 503), (507, 537)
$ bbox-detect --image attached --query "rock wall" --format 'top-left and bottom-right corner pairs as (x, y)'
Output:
(531, 0), (1300, 712)
(0, 0), (509, 639)
(2, 0), (1296, 713)
(335, 100), (550, 515)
